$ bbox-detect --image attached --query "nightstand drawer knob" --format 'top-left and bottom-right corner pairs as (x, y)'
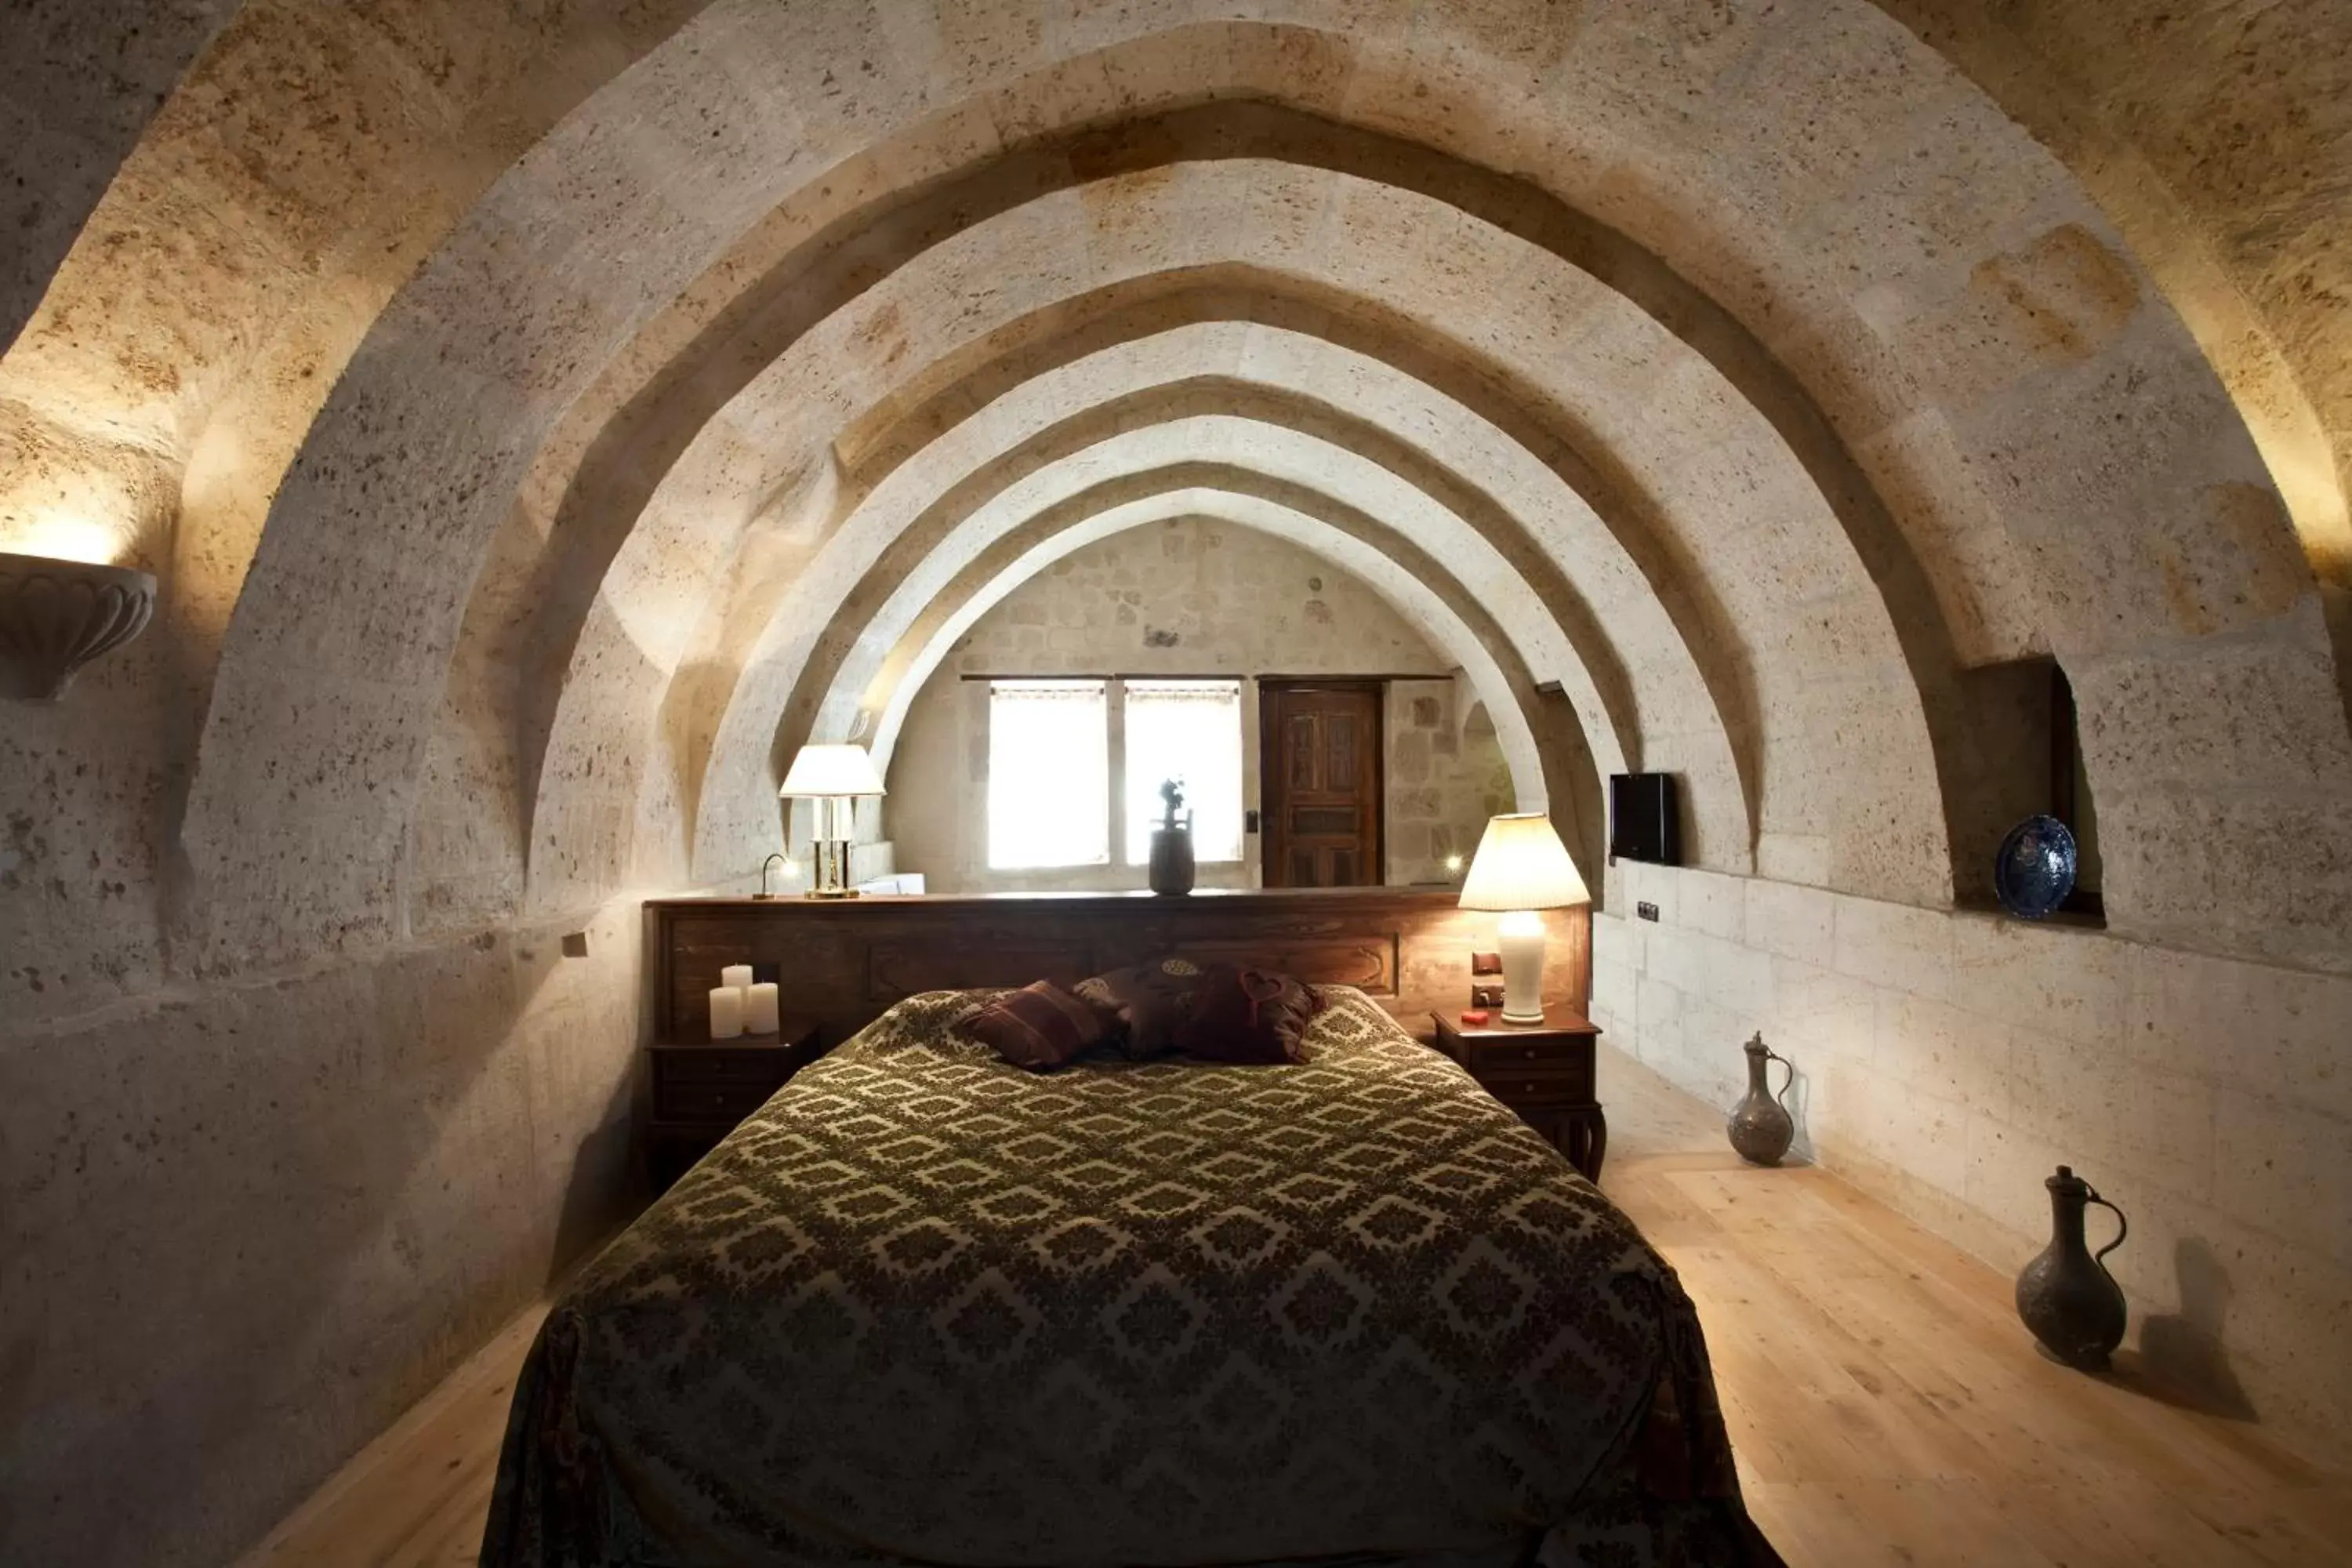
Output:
(1522, 1047), (1538, 1059)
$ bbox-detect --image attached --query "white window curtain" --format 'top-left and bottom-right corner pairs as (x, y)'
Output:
(1123, 680), (1244, 864)
(987, 680), (1110, 869)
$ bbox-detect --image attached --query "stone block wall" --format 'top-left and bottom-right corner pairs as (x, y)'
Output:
(1385, 678), (1515, 886)
(889, 518), (1510, 892)
(1591, 859), (2352, 1451)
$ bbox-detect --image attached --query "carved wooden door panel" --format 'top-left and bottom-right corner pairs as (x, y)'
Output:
(1259, 681), (1383, 887)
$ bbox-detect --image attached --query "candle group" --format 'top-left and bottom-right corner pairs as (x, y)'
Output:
(710, 967), (782, 1040)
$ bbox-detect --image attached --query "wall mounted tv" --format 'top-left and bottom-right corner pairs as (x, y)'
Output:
(1608, 772), (1680, 866)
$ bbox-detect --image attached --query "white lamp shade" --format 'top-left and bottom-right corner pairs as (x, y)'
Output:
(779, 743), (886, 798)
(1458, 812), (1589, 911)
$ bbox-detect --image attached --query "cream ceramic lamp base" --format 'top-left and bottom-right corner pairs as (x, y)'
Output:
(1496, 909), (1548, 1023)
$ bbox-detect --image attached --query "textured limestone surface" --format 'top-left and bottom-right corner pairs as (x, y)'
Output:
(0, 0), (239, 356)
(1876, 0), (2352, 583)
(1, 896), (648, 1566)
(4, 1), (2352, 1561)
(1386, 680), (1517, 887)
(888, 518), (1506, 893)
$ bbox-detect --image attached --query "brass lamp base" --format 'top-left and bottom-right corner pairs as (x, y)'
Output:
(806, 887), (861, 900)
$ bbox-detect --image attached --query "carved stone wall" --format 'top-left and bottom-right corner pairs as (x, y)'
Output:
(887, 517), (1511, 893)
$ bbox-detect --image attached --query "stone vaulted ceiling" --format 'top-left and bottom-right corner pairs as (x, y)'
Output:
(3, 0), (2349, 1014)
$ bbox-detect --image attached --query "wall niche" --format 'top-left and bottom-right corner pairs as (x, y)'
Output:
(1956, 655), (2103, 921)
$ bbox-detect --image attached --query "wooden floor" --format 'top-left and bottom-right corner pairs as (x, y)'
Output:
(242, 1048), (2352, 1567)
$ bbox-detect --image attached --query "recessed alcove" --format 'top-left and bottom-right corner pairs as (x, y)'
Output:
(1952, 655), (2106, 923)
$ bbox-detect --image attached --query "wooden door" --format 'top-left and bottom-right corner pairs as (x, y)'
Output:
(1260, 681), (1383, 887)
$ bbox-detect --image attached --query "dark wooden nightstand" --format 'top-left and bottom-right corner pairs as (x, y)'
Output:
(1431, 1007), (1607, 1181)
(648, 1018), (824, 1191)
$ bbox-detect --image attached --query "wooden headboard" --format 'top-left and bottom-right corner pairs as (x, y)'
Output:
(647, 888), (1592, 1046)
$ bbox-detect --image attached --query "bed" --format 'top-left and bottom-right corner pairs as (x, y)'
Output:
(481, 987), (1779, 1566)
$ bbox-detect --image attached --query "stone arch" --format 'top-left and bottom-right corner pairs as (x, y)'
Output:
(862, 490), (1558, 809)
(178, 2), (2341, 975)
(510, 255), (1815, 917)
(806, 474), (1595, 829)
(834, 476), (1581, 788)
(659, 303), (1929, 902)
(478, 143), (1974, 923)
(684, 413), (1624, 871)
(682, 407), (1764, 889)
(868, 494), (1602, 887)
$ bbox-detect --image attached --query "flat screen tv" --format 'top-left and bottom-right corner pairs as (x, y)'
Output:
(1608, 772), (1680, 866)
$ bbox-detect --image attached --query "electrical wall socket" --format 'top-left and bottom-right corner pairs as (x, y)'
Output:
(1470, 982), (1505, 1009)
(1637, 902), (1660, 922)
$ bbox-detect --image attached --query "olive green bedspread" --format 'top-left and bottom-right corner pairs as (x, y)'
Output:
(481, 988), (1778, 1567)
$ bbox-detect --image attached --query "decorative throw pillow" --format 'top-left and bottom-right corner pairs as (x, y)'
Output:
(1072, 956), (1202, 1060)
(954, 981), (1110, 1072)
(1174, 964), (1322, 1064)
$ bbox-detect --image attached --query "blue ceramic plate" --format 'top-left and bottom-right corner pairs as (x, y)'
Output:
(1994, 814), (2078, 919)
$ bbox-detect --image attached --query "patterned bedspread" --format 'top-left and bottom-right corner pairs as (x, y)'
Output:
(482, 989), (1777, 1566)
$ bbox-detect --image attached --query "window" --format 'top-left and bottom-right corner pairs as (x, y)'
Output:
(1123, 680), (1244, 864)
(988, 680), (1110, 869)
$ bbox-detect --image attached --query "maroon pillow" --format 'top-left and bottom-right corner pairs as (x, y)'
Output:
(955, 982), (1110, 1072)
(1174, 965), (1322, 1065)
(1072, 958), (1203, 1060)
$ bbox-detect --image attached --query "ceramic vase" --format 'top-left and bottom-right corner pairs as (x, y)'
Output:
(1726, 1033), (1795, 1165)
(1148, 825), (1195, 895)
(2015, 1165), (2129, 1369)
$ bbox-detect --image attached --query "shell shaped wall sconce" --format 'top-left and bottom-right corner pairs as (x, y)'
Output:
(0, 551), (158, 702)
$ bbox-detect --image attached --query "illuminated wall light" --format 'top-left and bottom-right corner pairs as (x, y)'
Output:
(0, 536), (157, 701)
(8, 510), (125, 567)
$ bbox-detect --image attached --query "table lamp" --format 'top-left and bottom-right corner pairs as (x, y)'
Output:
(779, 743), (886, 898)
(1458, 811), (1589, 1024)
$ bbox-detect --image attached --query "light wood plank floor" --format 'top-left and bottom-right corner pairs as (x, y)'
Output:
(242, 1048), (2350, 1566)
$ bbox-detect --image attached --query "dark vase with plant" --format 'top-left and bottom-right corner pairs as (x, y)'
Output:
(1149, 777), (1195, 895)
(2015, 1165), (2129, 1369)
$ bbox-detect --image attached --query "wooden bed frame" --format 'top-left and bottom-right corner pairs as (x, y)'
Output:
(647, 887), (1591, 1046)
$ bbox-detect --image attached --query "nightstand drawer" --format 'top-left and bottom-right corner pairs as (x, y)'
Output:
(1460, 1034), (1590, 1072)
(654, 1075), (784, 1123)
(659, 1047), (796, 1083)
(646, 1018), (822, 1192)
(1469, 1065), (1595, 1105)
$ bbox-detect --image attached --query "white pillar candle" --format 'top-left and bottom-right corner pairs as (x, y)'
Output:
(744, 982), (781, 1036)
(720, 964), (754, 991)
(708, 985), (746, 1040)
